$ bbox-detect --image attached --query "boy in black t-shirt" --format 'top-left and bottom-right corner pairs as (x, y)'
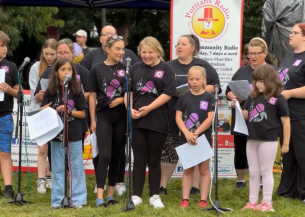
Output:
(175, 66), (215, 208)
(0, 31), (18, 199)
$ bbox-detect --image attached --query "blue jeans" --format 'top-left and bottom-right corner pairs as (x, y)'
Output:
(51, 140), (87, 207)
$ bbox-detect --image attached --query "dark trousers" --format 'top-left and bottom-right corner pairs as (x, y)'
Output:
(234, 134), (248, 170)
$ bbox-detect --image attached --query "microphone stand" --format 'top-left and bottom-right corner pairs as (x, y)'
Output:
(8, 67), (32, 205)
(60, 83), (71, 208)
(206, 87), (231, 216)
(123, 63), (135, 212)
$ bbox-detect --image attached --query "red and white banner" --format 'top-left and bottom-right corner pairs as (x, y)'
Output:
(171, 0), (244, 93)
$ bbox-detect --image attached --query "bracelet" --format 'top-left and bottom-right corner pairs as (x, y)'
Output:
(68, 110), (72, 116)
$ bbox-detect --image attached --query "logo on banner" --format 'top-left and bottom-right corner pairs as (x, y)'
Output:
(185, 0), (230, 40)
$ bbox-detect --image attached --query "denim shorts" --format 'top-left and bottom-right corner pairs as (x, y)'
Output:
(0, 114), (13, 153)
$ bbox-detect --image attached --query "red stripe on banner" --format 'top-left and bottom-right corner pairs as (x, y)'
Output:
(240, 0), (245, 67)
(170, 0), (174, 60)
(23, 89), (31, 95)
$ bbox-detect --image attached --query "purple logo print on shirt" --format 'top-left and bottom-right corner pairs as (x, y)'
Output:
(293, 59), (302, 66)
(249, 84), (253, 90)
(267, 97), (278, 105)
(67, 99), (75, 121)
(76, 75), (80, 80)
(136, 79), (158, 95)
(249, 103), (267, 122)
(107, 79), (122, 98)
(117, 70), (125, 77)
(185, 113), (201, 133)
(1, 66), (9, 73)
(279, 68), (289, 85)
(200, 101), (208, 110)
(154, 71), (164, 79)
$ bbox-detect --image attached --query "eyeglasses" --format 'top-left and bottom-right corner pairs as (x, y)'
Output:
(57, 52), (71, 57)
(111, 36), (123, 40)
(290, 31), (303, 37)
(247, 52), (264, 57)
(101, 32), (116, 37)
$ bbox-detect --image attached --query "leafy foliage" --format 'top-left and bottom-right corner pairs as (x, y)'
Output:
(0, 7), (64, 56)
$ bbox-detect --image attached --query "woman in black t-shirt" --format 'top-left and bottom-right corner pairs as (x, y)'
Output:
(226, 37), (272, 189)
(276, 23), (305, 202)
(160, 34), (221, 196)
(41, 58), (87, 208)
(124, 37), (176, 208)
(232, 65), (290, 211)
(87, 36), (127, 207)
(175, 66), (215, 208)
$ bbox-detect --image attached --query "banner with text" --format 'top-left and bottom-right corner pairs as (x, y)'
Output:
(171, 0), (244, 92)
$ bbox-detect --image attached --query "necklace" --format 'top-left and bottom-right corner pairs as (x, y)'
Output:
(108, 63), (118, 75)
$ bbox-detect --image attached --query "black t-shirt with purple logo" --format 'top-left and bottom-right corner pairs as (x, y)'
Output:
(225, 64), (277, 134)
(167, 58), (221, 131)
(175, 91), (215, 144)
(86, 62), (126, 111)
(41, 87), (87, 142)
(0, 59), (18, 117)
(243, 93), (289, 141)
(277, 51), (305, 120)
(128, 61), (176, 135)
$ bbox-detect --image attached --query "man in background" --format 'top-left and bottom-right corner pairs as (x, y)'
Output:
(74, 29), (90, 56)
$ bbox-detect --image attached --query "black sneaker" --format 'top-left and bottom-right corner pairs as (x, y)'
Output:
(159, 186), (167, 195)
(107, 200), (118, 206)
(235, 182), (246, 189)
(97, 203), (108, 208)
(190, 187), (200, 195)
(3, 188), (14, 199)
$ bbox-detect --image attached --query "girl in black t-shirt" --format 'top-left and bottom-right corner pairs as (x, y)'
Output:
(175, 66), (215, 208)
(124, 37), (176, 208)
(87, 36), (127, 207)
(232, 65), (290, 211)
(41, 59), (87, 208)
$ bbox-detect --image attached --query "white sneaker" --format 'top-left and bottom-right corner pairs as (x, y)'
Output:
(115, 183), (126, 196)
(93, 184), (107, 193)
(46, 178), (52, 189)
(149, 195), (164, 208)
(131, 195), (143, 206)
(37, 179), (46, 194)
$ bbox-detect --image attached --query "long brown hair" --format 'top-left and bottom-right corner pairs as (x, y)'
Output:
(250, 65), (282, 100)
(39, 39), (57, 78)
(48, 58), (81, 95)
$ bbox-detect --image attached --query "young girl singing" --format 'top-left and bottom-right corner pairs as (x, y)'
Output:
(175, 66), (215, 208)
(41, 58), (87, 208)
(232, 65), (290, 211)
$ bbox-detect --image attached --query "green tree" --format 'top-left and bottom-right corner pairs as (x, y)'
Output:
(0, 7), (64, 56)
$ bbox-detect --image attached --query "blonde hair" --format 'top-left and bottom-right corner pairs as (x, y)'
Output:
(39, 38), (57, 78)
(0, 31), (10, 45)
(188, 65), (207, 90)
(138, 37), (164, 61)
(249, 37), (268, 52)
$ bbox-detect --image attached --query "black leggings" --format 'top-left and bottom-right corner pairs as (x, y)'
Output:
(234, 134), (248, 170)
(96, 105), (126, 188)
(132, 128), (166, 197)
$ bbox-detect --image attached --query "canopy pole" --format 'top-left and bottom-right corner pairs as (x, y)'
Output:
(101, 8), (106, 28)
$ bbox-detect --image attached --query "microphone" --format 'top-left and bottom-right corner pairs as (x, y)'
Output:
(126, 57), (131, 76)
(63, 74), (72, 85)
(214, 84), (220, 94)
(18, 57), (30, 71)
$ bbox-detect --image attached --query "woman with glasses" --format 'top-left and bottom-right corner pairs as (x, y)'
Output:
(160, 34), (221, 196)
(29, 38), (57, 194)
(226, 37), (276, 189)
(277, 23), (305, 203)
(87, 36), (127, 207)
(34, 38), (90, 144)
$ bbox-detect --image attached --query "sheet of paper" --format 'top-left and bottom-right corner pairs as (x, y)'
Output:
(0, 69), (5, 101)
(40, 78), (50, 90)
(27, 107), (59, 139)
(35, 114), (63, 146)
(175, 135), (214, 170)
(176, 83), (189, 94)
(233, 100), (249, 136)
(228, 80), (251, 100)
(91, 133), (99, 158)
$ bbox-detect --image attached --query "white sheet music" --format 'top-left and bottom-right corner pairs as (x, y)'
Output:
(228, 80), (251, 99)
(91, 132), (99, 158)
(0, 69), (5, 101)
(233, 99), (249, 136)
(40, 78), (50, 90)
(175, 135), (213, 169)
(27, 107), (59, 140)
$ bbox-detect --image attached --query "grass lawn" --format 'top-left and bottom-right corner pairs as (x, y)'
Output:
(0, 172), (304, 217)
